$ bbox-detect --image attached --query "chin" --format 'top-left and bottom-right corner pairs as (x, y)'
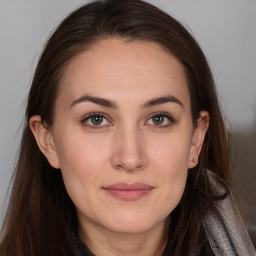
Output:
(103, 212), (164, 234)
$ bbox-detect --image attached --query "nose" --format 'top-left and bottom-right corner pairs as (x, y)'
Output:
(110, 125), (147, 172)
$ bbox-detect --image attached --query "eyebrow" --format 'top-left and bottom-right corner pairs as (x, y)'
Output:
(70, 95), (118, 109)
(142, 95), (183, 109)
(70, 94), (183, 109)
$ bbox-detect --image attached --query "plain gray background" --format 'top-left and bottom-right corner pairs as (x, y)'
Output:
(0, 0), (255, 244)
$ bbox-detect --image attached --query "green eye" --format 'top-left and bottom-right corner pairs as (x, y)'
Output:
(81, 113), (111, 128)
(152, 115), (165, 125)
(90, 115), (104, 125)
(146, 113), (174, 127)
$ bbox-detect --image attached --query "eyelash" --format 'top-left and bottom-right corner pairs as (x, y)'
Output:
(81, 112), (112, 129)
(80, 112), (175, 129)
(146, 112), (175, 128)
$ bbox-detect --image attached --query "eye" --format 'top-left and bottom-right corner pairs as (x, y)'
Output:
(81, 113), (111, 128)
(146, 113), (175, 127)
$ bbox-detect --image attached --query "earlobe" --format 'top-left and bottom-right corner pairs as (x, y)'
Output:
(188, 111), (209, 169)
(29, 115), (60, 169)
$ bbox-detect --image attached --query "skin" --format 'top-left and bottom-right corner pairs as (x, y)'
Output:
(30, 38), (209, 256)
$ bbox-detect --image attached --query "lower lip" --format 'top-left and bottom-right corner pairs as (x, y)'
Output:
(103, 189), (153, 200)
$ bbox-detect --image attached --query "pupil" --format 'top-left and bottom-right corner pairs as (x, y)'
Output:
(92, 115), (103, 125)
(153, 115), (164, 125)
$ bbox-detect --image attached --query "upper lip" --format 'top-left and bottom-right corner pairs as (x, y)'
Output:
(103, 182), (154, 190)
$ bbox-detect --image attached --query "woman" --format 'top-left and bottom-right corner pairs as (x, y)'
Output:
(0, 0), (254, 255)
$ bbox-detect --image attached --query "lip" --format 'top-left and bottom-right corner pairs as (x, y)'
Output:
(102, 183), (154, 201)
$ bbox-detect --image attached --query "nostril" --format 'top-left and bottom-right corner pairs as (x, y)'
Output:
(116, 164), (123, 169)
(136, 164), (144, 170)
(114, 162), (146, 172)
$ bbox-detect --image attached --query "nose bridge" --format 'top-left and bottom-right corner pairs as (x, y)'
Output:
(111, 122), (147, 171)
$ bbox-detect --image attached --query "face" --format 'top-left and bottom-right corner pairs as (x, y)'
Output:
(30, 38), (208, 236)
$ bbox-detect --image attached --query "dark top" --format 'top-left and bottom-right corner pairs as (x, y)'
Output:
(76, 239), (94, 256)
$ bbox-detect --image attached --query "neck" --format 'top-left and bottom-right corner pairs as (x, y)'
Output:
(79, 218), (170, 256)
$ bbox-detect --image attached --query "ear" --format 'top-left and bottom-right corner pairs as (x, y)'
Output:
(29, 115), (60, 169)
(188, 111), (209, 169)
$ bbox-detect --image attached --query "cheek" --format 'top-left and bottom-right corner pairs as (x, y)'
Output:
(155, 156), (188, 219)
(53, 132), (111, 201)
(147, 129), (191, 211)
(148, 128), (192, 170)
(56, 130), (110, 173)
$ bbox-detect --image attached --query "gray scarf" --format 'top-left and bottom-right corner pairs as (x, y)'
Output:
(203, 172), (255, 256)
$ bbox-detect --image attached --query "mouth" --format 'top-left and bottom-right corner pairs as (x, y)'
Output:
(102, 183), (154, 201)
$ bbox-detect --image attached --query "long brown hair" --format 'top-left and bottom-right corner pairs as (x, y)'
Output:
(0, 0), (230, 255)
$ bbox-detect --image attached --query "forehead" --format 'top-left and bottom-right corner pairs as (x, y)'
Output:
(58, 38), (190, 108)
